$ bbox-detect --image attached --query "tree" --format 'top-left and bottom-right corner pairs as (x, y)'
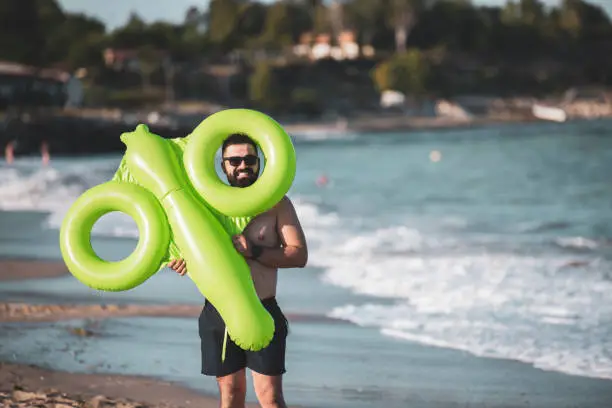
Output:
(385, 0), (425, 53)
(110, 13), (148, 48)
(207, 0), (241, 48)
(249, 62), (280, 109)
(236, 2), (268, 41)
(181, 7), (209, 58)
(47, 13), (107, 67)
(344, 0), (387, 49)
(137, 45), (160, 91)
(372, 49), (430, 97)
(558, 0), (611, 40)
(257, 2), (296, 49)
(185, 6), (207, 32)
(0, 0), (45, 65)
(312, 2), (332, 34)
(413, 0), (488, 52)
(501, 0), (546, 26)
(372, 60), (392, 92)
(66, 33), (106, 70)
(35, 0), (66, 61)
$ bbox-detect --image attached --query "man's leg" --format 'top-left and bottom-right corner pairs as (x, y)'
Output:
(246, 298), (289, 408)
(199, 301), (248, 407)
(251, 371), (287, 408)
(217, 370), (247, 408)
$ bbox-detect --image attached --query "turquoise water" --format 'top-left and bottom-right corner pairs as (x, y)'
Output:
(1, 119), (612, 406)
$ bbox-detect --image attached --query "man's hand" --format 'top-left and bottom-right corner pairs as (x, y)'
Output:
(168, 259), (187, 276)
(232, 234), (253, 258)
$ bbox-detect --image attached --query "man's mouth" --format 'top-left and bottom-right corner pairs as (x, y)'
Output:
(236, 170), (252, 178)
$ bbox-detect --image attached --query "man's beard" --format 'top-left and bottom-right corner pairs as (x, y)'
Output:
(227, 168), (258, 187)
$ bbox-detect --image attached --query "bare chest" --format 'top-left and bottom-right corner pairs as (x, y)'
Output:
(243, 213), (279, 248)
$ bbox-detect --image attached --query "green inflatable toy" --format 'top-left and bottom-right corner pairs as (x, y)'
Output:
(59, 109), (297, 352)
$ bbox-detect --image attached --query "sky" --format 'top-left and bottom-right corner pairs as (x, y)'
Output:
(58, 0), (612, 31)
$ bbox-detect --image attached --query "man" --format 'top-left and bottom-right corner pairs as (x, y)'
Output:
(168, 133), (308, 408)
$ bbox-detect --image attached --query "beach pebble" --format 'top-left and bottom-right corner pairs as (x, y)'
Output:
(1, 383), (165, 408)
(53, 396), (78, 405)
(86, 395), (109, 408)
(12, 389), (46, 401)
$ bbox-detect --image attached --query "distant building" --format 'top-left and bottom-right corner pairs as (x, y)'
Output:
(337, 31), (359, 60)
(103, 48), (141, 72)
(103, 48), (169, 72)
(0, 60), (69, 109)
(312, 33), (332, 60)
(435, 99), (473, 120)
(293, 30), (371, 61)
(380, 90), (405, 108)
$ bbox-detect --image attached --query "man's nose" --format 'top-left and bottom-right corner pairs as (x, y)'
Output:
(237, 161), (247, 170)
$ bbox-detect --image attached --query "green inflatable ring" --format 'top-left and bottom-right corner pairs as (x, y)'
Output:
(59, 181), (171, 290)
(58, 109), (296, 352)
(184, 109), (297, 217)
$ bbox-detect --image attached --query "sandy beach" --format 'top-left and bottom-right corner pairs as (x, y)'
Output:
(0, 259), (68, 281)
(0, 361), (262, 408)
(0, 260), (343, 325)
(0, 260), (283, 408)
(0, 262), (240, 408)
(3, 258), (612, 408)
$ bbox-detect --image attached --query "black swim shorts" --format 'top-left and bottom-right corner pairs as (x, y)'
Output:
(199, 297), (289, 377)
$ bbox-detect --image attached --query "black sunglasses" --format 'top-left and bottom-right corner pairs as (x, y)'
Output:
(223, 155), (259, 167)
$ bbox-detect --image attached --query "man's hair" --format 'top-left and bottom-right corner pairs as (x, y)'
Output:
(221, 133), (258, 155)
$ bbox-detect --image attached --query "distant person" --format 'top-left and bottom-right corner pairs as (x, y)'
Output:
(4, 140), (14, 164)
(316, 174), (329, 187)
(41, 140), (50, 166)
(167, 133), (308, 408)
(64, 72), (84, 108)
(4, 139), (50, 166)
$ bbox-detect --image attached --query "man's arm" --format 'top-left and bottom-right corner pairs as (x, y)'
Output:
(252, 197), (308, 269)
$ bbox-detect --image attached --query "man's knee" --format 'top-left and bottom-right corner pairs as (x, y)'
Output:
(217, 370), (247, 408)
(253, 373), (287, 408)
(256, 391), (286, 408)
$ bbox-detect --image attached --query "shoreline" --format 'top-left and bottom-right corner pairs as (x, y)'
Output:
(0, 259), (68, 281)
(0, 362), (261, 408)
(0, 302), (346, 325)
(288, 114), (539, 134)
(0, 260), (307, 408)
(3, 258), (612, 407)
(0, 259), (345, 324)
(281, 115), (527, 134)
(3, 107), (611, 157)
(0, 257), (322, 408)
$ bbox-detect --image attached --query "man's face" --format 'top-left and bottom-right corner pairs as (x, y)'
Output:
(221, 143), (260, 187)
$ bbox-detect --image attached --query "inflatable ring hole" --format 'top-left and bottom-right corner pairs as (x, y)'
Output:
(184, 109), (296, 217)
(90, 212), (138, 262)
(59, 182), (170, 292)
(215, 144), (267, 187)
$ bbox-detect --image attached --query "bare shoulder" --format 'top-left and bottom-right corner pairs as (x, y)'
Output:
(273, 195), (295, 213)
(273, 195), (307, 247)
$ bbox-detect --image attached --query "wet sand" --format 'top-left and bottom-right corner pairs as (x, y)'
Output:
(0, 258), (68, 281)
(0, 301), (344, 324)
(0, 260), (286, 408)
(0, 362), (260, 408)
(3, 259), (612, 408)
(0, 260), (344, 324)
(0, 261), (229, 408)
